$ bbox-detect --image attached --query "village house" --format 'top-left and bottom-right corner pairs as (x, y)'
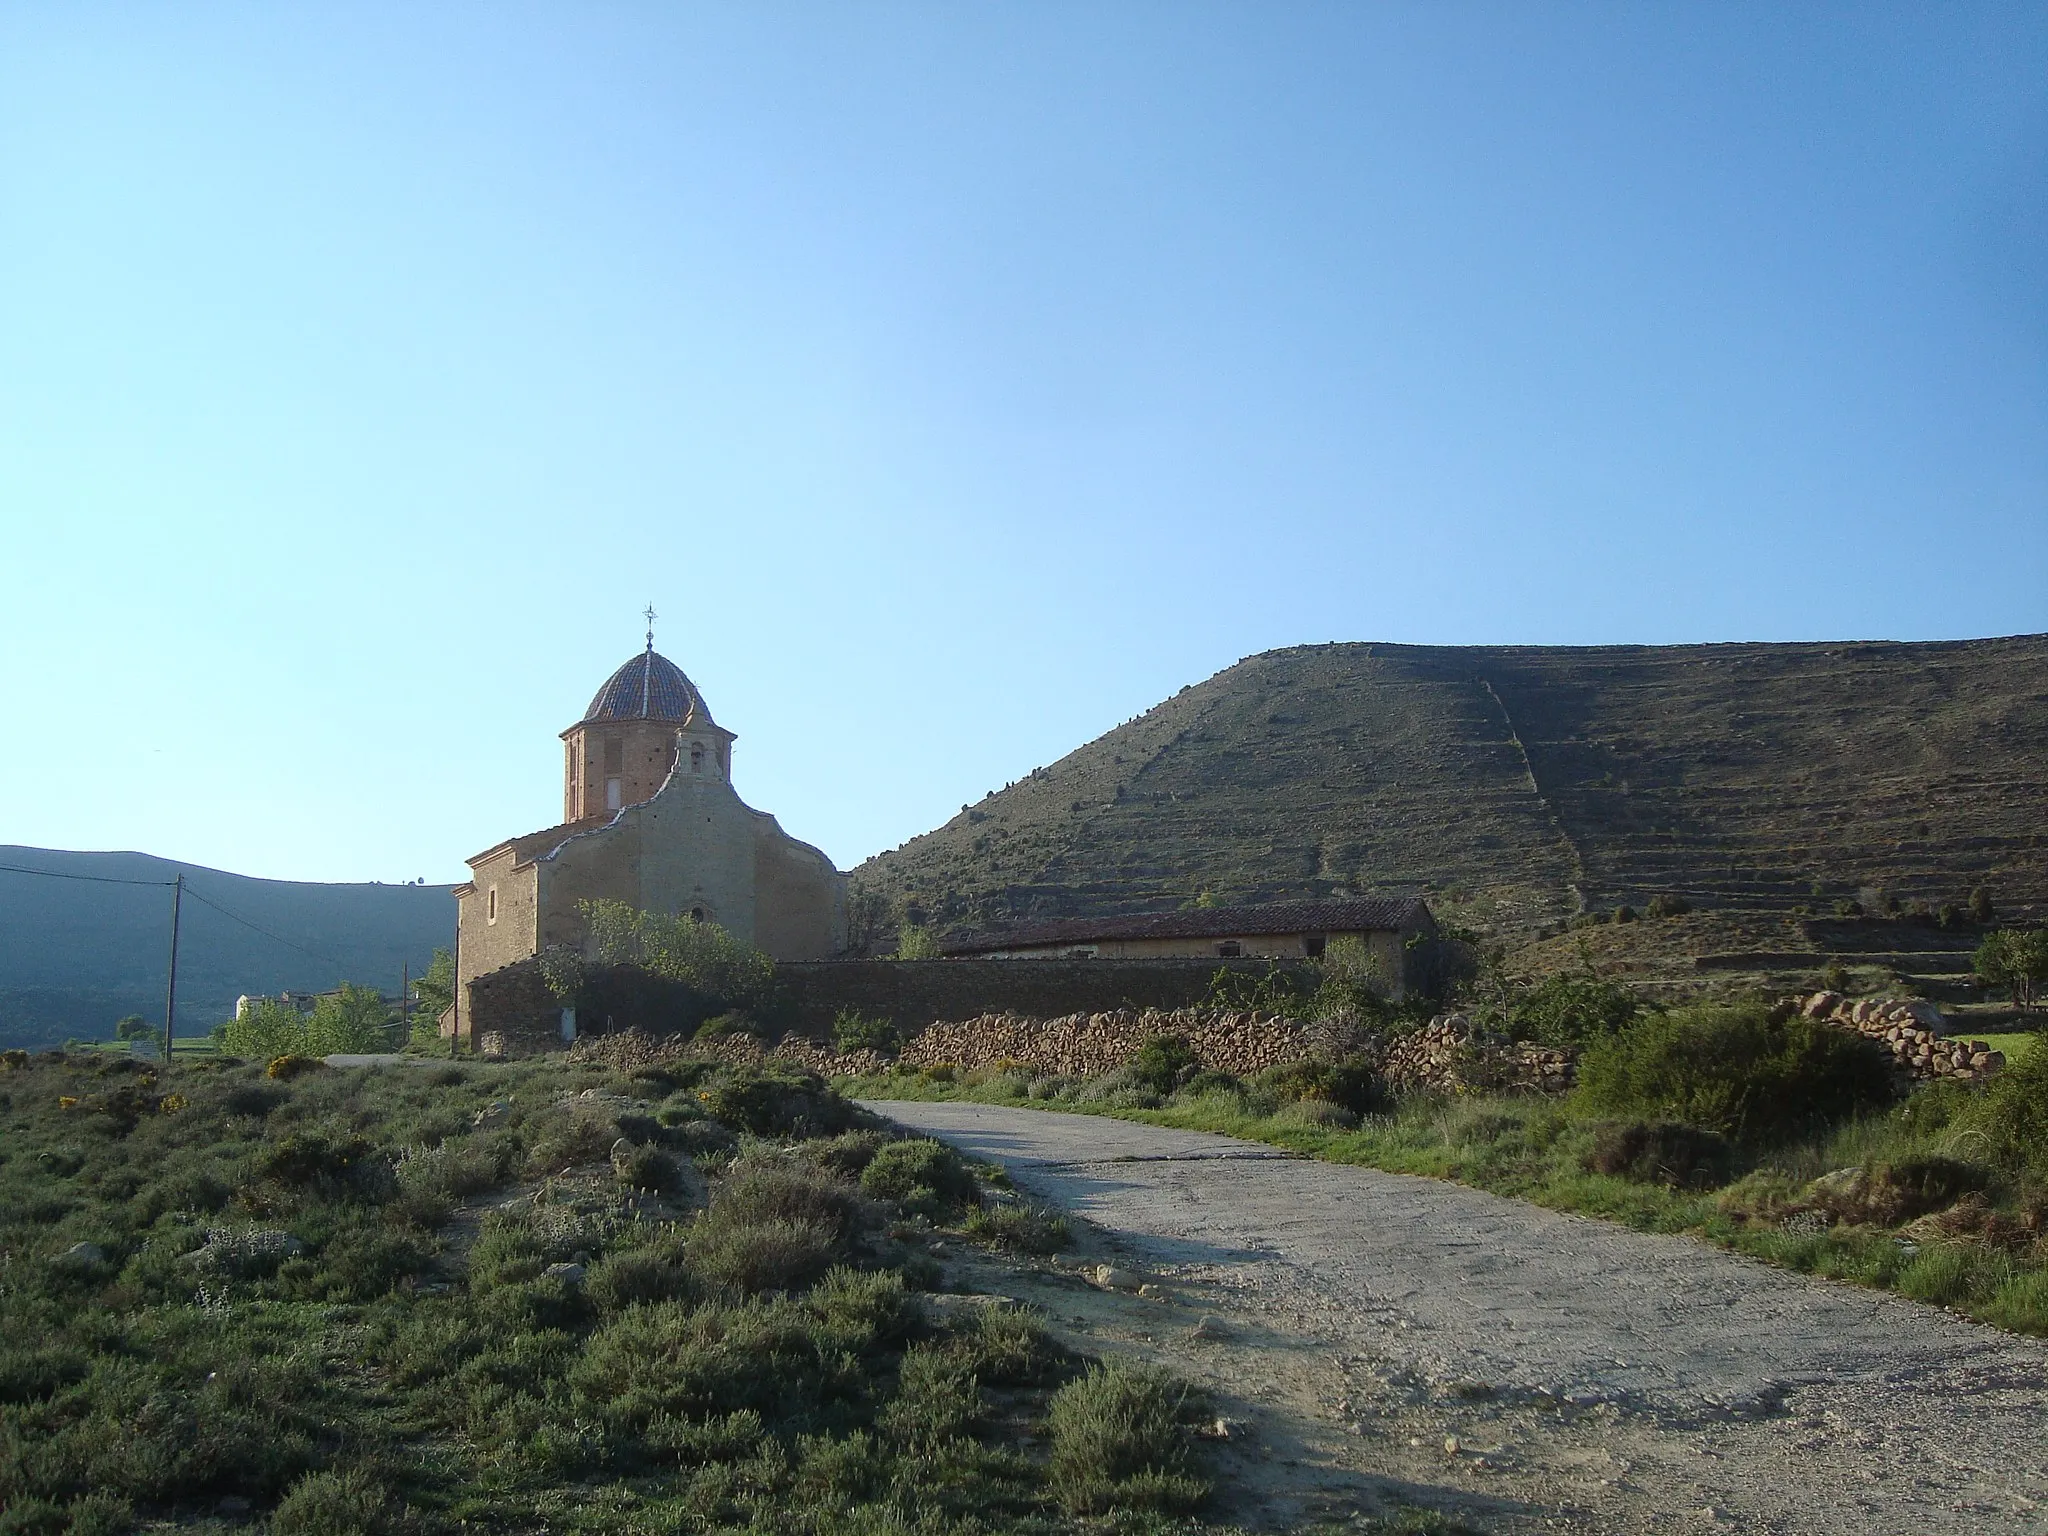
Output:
(941, 896), (1437, 996)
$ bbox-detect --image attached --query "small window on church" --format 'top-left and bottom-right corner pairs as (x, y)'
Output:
(486, 887), (498, 923)
(603, 737), (624, 776)
(605, 777), (622, 811)
(690, 743), (705, 773)
(690, 906), (705, 922)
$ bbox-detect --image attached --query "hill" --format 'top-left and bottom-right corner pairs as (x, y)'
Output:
(0, 846), (454, 1049)
(856, 636), (2048, 957)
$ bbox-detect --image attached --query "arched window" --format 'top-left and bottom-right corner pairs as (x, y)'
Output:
(690, 906), (706, 923)
(690, 742), (705, 773)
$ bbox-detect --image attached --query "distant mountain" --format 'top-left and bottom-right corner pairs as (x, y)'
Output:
(857, 636), (2048, 939)
(0, 847), (454, 1050)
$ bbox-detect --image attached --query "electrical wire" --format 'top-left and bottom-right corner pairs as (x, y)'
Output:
(0, 861), (178, 887)
(0, 859), (354, 970)
(177, 886), (353, 969)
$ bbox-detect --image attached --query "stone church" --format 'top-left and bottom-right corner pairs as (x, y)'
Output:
(447, 639), (845, 1040)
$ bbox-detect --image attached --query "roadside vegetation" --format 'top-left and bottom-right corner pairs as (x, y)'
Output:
(844, 972), (2048, 1338)
(0, 1045), (1222, 1534)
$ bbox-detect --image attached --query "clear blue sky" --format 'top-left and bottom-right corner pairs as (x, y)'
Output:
(3, 4), (2043, 886)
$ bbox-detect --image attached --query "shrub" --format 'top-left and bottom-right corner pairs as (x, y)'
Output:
(1046, 1360), (1208, 1514)
(688, 1216), (837, 1293)
(832, 1009), (900, 1054)
(1574, 1005), (1897, 1144)
(961, 1201), (1071, 1254)
(614, 1141), (683, 1193)
(1126, 1034), (1199, 1096)
(700, 1067), (851, 1138)
(266, 1054), (326, 1081)
(713, 1163), (864, 1239)
(586, 1236), (693, 1310)
(1509, 974), (1641, 1049)
(395, 1139), (500, 1203)
(1964, 1045), (2048, 1173)
(878, 1339), (983, 1447)
(1253, 1056), (1383, 1114)
(860, 1138), (978, 1214)
(581, 899), (776, 1009)
(1645, 893), (1691, 919)
(1276, 1099), (1359, 1131)
(272, 1469), (401, 1536)
(1584, 1121), (1735, 1189)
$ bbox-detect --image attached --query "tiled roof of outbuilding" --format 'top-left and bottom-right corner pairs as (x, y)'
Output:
(581, 648), (713, 726)
(941, 897), (1432, 955)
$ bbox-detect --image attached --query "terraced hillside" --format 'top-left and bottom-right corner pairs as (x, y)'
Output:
(858, 635), (2048, 947)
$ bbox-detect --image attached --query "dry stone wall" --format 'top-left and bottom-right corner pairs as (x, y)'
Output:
(1800, 992), (2006, 1081)
(1381, 1014), (1575, 1094)
(894, 1007), (1365, 1079)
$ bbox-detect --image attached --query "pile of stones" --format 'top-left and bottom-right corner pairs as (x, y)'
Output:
(1800, 993), (2006, 1082)
(768, 1037), (894, 1077)
(1381, 1014), (1576, 1095)
(897, 1007), (1350, 1080)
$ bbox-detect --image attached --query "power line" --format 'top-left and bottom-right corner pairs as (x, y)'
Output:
(179, 886), (352, 969)
(0, 859), (354, 970)
(0, 861), (178, 888)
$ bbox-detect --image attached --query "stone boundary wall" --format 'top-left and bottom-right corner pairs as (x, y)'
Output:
(459, 955), (1317, 1057)
(772, 958), (1318, 1039)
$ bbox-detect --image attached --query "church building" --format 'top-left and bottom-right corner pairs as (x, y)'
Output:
(447, 636), (845, 1040)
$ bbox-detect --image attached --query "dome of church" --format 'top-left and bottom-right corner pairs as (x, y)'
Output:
(580, 648), (715, 726)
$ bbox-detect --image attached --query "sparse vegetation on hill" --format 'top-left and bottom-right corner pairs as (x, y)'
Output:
(0, 1046), (1219, 1533)
(855, 637), (2048, 992)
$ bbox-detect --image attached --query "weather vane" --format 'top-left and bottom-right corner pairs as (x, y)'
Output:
(643, 602), (658, 650)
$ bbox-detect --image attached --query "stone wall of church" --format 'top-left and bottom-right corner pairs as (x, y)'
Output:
(450, 849), (540, 1040)
(532, 767), (843, 961)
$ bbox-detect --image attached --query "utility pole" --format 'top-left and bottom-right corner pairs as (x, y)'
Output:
(162, 873), (184, 1066)
(401, 962), (409, 1049)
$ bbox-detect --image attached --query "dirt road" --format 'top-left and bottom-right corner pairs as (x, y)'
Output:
(866, 1100), (2048, 1534)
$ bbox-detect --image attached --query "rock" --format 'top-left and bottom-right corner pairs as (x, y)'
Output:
(1189, 1314), (1229, 1340)
(543, 1262), (586, 1285)
(473, 1099), (512, 1129)
(1093, 1265), (1142, 1291)
(1443, 1434), (1462, 1455)
(53, 1241), (106, 1269)
(1803, 992), (1842, 1019)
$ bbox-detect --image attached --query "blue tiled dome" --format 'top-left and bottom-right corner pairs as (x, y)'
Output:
(581, 649), (714, 725)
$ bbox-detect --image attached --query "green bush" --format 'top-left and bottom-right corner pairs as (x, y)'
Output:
(1510, 973), (1641, 1049)
(831, 1009), (900, 1054)
(1574, 1005), (1897, 1144)
(1584, 1121), (1734, 1189)
(586, 1235), (693, 1310)
(1126, 1035), (1199, 1096)
(271, 1469), (401, 1536)
(1964, 1044), (2048, 1173)
(1046, 1360), (1208, 1513)
(688, 1215), (837, 1293)
(712, 1163), (863, 1239)
(859, 1138), (978, 1213)
(961, 1201), (1071, 1254)
(1252, 1056), (1383, 1114)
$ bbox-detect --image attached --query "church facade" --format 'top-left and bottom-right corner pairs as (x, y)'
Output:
(447, 643), (845, 1041)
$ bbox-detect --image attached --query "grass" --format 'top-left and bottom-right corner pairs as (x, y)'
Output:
(0, 1046), (1223, 1534)
(842, 1055), (2048, 1338)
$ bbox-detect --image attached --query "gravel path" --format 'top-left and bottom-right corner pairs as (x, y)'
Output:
(866, 1100), (2048, 1533)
